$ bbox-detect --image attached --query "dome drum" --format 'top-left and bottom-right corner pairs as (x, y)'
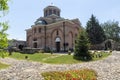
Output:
(44, 5), (61, 17)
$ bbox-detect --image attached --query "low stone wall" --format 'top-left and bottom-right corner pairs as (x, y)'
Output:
(90, 40), (120, 51)
(90, 43), (105, 50)
(23, 48), (41, 53)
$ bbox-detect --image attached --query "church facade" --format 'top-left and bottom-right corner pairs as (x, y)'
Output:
(26, 5), (82, 52)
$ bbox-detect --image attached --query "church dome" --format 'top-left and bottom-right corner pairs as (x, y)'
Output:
(44, 5), (60, 11)
(43, 5), (61, 17)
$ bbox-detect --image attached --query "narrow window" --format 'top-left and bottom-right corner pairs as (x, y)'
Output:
(56, 30), (59, 35)
(39, 28), (41, 33)
(49, 9), (52, 15)
(75, 34), (77, 38)
(45, 10), (48, 17)
(33, 38), (37, 41)
(34, 28), (36, 33)
(58, 11), (60, 16)
(53, 10), (56, 14)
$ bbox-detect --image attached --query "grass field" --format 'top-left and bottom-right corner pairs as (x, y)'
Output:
(9, 51), (111, 64)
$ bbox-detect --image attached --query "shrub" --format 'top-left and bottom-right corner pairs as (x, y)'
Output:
(50, 50), (53, 55)
(110, 50), (112, 53)
(25, 56), (28, 59)
(0, 49), (8, 58)
(39, 50), (44, 53)
(68, 50), (71, 55)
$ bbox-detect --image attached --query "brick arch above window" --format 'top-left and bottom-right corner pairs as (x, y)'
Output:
(51, 28), (63, 37)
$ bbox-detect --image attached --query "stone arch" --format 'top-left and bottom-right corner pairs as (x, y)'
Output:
(104, 39), (113, 50)
(18, 44), (24, 51)
(51, 28), (63, 51)
(51, 28), (63, 36)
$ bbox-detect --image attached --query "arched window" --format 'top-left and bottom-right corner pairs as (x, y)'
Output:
(53, 10), (56, 15)
(45, 10), (48, 17)
(49, 9), (52, 15)
(33, 38), (37, 41)
(56, 30), (59, 35)
(57, 11), (60, 16)
(39, 28), (41, 33)
(34, 28), (36, 33)
(75, 34), (77, 38)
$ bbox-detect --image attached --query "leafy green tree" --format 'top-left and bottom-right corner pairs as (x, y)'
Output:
(74, 29), (91, 60)
(101, 21), (120, 42)
(86, 14), (106, 45)
(0, 0), (9, 58)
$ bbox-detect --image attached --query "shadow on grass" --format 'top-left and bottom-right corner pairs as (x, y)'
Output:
(73, 55), (92, 62)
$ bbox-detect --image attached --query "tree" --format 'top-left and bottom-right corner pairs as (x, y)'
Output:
(101, 21), (120, 42)
(86, 14), (106, 45)
(74, 29), (91, 60)
(0, 0), (9, 58)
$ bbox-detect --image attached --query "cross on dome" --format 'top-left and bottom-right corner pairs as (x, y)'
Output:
(51, 3), (54, 6)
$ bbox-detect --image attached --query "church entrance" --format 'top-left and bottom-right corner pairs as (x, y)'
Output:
(56, 42), (60, 52)
(55, 37), (61, 52)
(33, 43), (37, 48)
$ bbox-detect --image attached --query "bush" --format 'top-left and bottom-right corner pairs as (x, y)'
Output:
(50, 50), (53, 55)
(68, 50), (71, 55)
(25, 56), (28, 59)
(110, 50), (112, 53)
(39, 50), (44, 53)
(0, 49), (8, 58)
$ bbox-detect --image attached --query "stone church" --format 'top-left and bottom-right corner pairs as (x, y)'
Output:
(26, 5), (82, 52)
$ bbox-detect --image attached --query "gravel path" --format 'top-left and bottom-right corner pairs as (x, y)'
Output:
(0, 51), (120, 80)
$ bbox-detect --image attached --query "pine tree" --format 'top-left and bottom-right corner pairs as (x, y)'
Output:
(86, 14), (106, 45)
(74, 30), (91, 60)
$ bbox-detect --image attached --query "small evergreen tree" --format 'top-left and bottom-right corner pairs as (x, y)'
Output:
(74, 30), (91, 60)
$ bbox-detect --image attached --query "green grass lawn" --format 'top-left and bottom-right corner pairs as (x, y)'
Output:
(41, 69), (97, 80)
(42, 55), (82, 64)
(9, 51), (111, 64)
(0, 62), (9, 70)
(9, 52), (55, 62)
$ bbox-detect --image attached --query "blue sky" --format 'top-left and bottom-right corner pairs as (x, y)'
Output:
(2, 0), (120, 40)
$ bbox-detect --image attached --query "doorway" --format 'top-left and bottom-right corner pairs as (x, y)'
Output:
(33, 43), (37, 48)
(56, 42), (60, 52)
(55, 37), (61, 52)
(105, 41), (112, 50)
